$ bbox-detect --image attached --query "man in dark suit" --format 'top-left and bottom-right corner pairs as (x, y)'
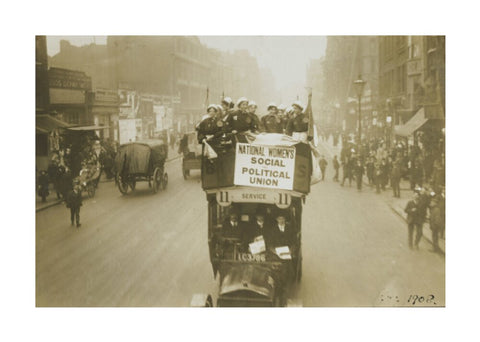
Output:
(269, 213), (295, 251)
(319, 155), (328, 181)
(270, 212), (297, 302)
(66, 180), (83, 228)
(404, 191), (426, 250)
(222, 212), (243, 239)
(332, 155), (340, 182)
(390, 159), (402, 198)
(429, 190), (445, 253)
(244, 210), (270, 249)
(354, 159), (364, 190)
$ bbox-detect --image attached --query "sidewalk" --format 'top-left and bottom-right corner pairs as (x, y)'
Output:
(36, 145), (182, 213)
(383, 185), (445, 255)
(35, 185), (64, 212)
(318, 137), (445, 255)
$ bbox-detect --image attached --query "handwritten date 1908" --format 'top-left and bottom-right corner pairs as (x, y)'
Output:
(408, 294), (436, 305)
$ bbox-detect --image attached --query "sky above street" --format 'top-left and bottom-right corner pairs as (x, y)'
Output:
(47, 36), (326, 95)
(198, 36), (326, 90)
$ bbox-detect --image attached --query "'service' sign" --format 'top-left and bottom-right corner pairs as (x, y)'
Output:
(234, 143), (296, 190)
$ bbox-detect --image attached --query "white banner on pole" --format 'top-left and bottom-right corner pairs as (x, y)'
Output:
(234, 143), (296, 190)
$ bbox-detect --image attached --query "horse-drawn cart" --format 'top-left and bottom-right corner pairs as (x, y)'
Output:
(115, 140), (168, 195)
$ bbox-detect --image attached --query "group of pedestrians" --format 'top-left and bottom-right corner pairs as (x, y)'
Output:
(332, 138), (445, 197)
(322, 134), (445, 253)
(404, 187), (445, 253)
(37, 138), (116, 228)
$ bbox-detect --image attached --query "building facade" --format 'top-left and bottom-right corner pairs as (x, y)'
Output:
(378, 36), (444, 152)
(48, 67), (92, 125)
(306, 57), (326, 126)
(87, 88), (119, 141)
(323, 36), (380, 137)
(49, 36), (267, 136)
(36, 36), (50, 113)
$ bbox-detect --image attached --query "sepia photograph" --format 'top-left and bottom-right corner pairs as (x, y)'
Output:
(35, 34), (445, 308)
(3, 1), (478, 340)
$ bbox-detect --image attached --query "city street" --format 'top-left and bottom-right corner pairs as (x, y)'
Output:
(36, 151), (445, 307)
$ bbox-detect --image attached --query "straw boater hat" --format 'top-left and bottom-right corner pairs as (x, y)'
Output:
(267, 102), (278, 111)
(207, 104), (217, 112)
(222, 97), (233, 106)
(236, 97), (249, 107)
(292, 101), (304, 111)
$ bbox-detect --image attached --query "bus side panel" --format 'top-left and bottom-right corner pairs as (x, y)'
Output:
(293, 143), (311, 194)
(201, 149), (236, 189)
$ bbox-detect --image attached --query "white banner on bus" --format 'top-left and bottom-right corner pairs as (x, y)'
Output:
(234, 143), (296, 190)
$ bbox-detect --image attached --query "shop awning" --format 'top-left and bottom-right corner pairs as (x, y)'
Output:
(67, 125), (109, 131)
(394, 107), (428, 137)
(36, 126), (49, 134)
(36, 114), (71, 133)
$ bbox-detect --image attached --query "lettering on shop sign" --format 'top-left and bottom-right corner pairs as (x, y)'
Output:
(49, 69), (91, 90)
(234, 143), (296, 190)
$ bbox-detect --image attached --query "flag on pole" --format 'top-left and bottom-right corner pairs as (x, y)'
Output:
(306, 91), (315, 141)
(204, 87), (209, 109)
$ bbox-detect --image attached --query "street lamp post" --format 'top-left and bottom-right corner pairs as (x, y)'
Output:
(353, 75), (366, 145)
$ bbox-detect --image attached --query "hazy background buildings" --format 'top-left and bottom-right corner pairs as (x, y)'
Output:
(36, 35), (445, 169)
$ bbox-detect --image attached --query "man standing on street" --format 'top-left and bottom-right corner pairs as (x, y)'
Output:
(332, 155), (340, 182)
(37, 170), (50, 203)
(374, 160), (383, 194)
(366, 155), (375, 186)
(429, 190), (445, 253)
(354, 160), (364, 191)
(390, 159), (402, 198)
(404, 191), (426, 250)
(66, 180), (83, 228)
(319, 155), (328, 181)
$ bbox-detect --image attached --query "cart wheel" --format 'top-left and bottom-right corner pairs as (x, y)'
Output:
(153, 168), (161, 193)
(117, 175), (129, 195)
(87, 184), (96, 198)
(162, 172), (168, 189)
(130, 180), (136, 191)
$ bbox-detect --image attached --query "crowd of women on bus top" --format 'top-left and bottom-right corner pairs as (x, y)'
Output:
(195, 97), (310, 144)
